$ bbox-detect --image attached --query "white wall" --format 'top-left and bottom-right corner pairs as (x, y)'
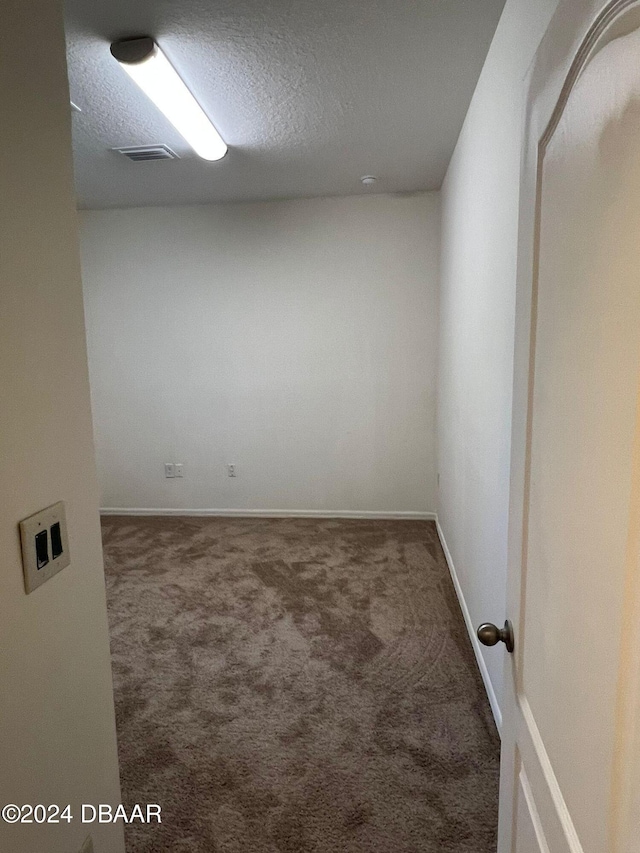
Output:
(0, 2), (124, 852)
(437, 0), (559, 726)
(80, 193), (439, 516)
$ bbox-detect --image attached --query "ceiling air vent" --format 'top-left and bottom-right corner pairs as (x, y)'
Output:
(113, 144), (179, 162)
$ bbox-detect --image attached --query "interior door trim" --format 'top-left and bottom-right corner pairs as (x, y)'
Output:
(540, 0), (640, 150)
(518, 768), (551, 853)
(518, 698), (583, 853)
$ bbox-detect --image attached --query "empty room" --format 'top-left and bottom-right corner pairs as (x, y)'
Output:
(4, 0), (640, 852)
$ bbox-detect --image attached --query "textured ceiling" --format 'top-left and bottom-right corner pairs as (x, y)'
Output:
(65, 0), (506, 209)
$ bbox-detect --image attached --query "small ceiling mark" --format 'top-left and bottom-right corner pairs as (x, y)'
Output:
(361, 176), (377, 186)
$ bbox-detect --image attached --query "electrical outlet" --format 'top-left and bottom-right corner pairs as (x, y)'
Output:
(227, 464), (236, 477)
(79, 836), (94, 853)
(164, 463), (175, 478)
(174, 463), (184, 478)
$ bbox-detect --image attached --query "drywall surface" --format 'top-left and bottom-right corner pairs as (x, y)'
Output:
(437, 0), (559, 722)
(66, 0), (505, 208)
(0, 2), (124, 852)
(80, 193), (439, 515)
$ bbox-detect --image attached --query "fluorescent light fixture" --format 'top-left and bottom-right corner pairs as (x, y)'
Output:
(110, 37), (227, 161)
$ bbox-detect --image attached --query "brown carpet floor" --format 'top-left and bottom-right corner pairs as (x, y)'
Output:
(102, 517), (499, 853)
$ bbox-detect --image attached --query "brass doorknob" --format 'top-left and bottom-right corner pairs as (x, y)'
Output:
(477, 620), (514, 654)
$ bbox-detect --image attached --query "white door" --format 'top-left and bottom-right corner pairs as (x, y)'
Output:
(495, 1), (640, 852)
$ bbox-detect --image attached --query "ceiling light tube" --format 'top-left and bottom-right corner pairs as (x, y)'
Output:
(110, 37), (227, 161)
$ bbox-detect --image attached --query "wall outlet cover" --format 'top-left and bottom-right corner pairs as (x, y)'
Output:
(19, 501), (70, 594)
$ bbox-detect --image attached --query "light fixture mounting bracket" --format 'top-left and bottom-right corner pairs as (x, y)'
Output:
(110, 37), (156, 65)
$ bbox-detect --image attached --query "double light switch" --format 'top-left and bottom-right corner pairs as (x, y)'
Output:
(19, 501), (70, 594)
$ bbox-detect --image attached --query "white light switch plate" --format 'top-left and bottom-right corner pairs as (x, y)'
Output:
(19, 501), (70, 594)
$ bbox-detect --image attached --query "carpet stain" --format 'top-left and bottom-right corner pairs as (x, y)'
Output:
(102, 517), (499, 852)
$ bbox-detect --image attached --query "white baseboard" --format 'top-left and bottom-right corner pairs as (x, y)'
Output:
(100, 507), (437, 520)
(435, 518), (503, 734)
